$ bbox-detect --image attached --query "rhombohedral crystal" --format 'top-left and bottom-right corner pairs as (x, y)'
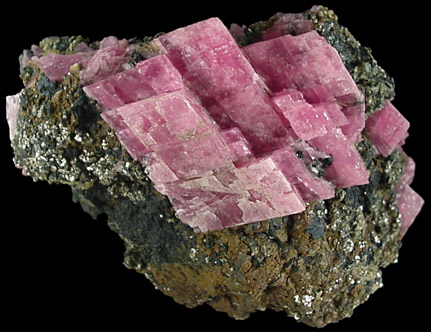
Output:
(6, 5), (424, 327)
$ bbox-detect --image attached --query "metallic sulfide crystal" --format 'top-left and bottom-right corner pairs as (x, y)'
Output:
(5, 5), (424, 327)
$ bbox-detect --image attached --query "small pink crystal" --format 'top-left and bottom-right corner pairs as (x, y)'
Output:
(101, 110), (151, 160)
(80, 37), (130, 85)
(6, 92), (21, 141)
(6, 91), (29, 177)
(30, 37), (133, 85)
(272, 90), (349, 141)
(221, 128), (254, 161)
(395, 154), (424, 235)
(272, 147), (335, 202)
(365, 100), (410, 156)
(261, 13), (315, 40)
(398, 156), (416, 187)
(310, 129), (369, 188)
(84, 55), (183, 110)
(243, 31), (362, 104)
(32, 52), (94, 82)
(340, 103), (366, 144)
(397, 185), (424, 235)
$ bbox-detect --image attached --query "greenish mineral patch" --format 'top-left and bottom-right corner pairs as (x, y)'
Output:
(236, 17), (279, 47)
(128, 33), (166, 66)
(38, 36), (92, 54)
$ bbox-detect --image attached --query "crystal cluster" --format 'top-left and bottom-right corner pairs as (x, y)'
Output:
(8, 17), (421, 233)
(5, 5), (424, 327)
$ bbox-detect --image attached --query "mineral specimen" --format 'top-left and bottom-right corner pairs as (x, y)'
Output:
(6, 5), (424, 327)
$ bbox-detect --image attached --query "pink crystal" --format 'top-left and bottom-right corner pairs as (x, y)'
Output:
(340, 103), (366, 144)
(32, 52), (94, 82)
(399, 156), (416, 187)
(365, 100), (410, 156)
(113, 88), (235, 180)
(74, 42), (94, 53)
(310, 129), (369, 188)
(157, 18), (293, 153)
(6, 92), (21, 141)
(101, 110), (151, 160)
(84, 69), (147, 110)
(230, 13), (314, 44)
(397, 184), (424, 235)
(272, 90), (329, 140)
(235, 157), (306, 217)
(30, 37), (133, 85)
(229, 23), (246, 41)
(272, 90), (348, 140)
(136, 55), (184, 94)
(272, 146), (335, 202)
(84, 55), (183, 110)
(6, 91), (29, 176)
(318, 103), (349, 127)
(80, 37), (130, 85)
(395, 154), (424, 235)
(242, 31), (362, 104)
(157, 158), (306, 232)
(31, 44), (43, 57)
(261, 13), (315, 40)
(221, 128), (254, 161)
(270, 86), (367, 188)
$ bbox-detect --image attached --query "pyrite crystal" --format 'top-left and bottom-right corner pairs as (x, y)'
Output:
(6, 5), (425, 327)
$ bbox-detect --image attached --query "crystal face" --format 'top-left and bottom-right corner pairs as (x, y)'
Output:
(6, 5), (424, 327)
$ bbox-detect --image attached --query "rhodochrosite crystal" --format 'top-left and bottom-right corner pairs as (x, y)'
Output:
(83, 18), (371, 232)
(6, 5), (424, 327)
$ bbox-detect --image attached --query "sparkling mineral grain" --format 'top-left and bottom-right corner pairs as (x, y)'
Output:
(6, 5), (424, 327)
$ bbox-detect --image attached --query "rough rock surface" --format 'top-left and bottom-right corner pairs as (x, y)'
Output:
(6, 6), (423, 327)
